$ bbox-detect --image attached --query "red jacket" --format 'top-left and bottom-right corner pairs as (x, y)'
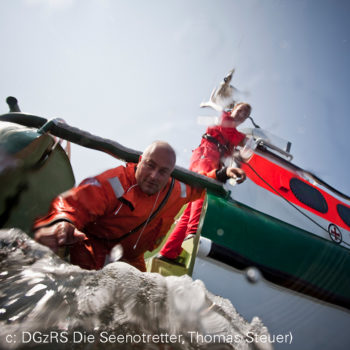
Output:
(34, 163), (204, 271)
(190, 111), (245, 176)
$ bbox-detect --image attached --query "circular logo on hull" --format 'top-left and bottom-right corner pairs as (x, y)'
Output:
(328, 224), (342, 244)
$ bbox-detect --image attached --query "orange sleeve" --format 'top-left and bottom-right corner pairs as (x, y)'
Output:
(33, 177), (118, 231)
(197, 169), (217, 180)
(184, 182), (206, 203)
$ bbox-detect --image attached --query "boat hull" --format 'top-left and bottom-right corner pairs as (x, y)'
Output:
(199, 194), (350, 307)
(189, 192), (350, 349)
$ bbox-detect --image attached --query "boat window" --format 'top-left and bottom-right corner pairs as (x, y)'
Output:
(337, 204), (350, 228)
(290, 178), (328, 213)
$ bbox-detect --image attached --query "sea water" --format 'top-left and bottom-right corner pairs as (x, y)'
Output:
(0, 229), (272, 350)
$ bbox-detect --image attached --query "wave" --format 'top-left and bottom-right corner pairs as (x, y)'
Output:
(0, 229), (271, 349)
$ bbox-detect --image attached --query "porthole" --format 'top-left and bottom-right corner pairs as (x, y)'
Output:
(337, 204), (350, 228)
(290, 178), (328, 213)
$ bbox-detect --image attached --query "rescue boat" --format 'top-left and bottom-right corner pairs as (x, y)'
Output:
(1, 96), (349, 349)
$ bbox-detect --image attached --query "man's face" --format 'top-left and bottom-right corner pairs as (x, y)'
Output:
(231, 104), (250, 126)
(135, 147), (175, 195)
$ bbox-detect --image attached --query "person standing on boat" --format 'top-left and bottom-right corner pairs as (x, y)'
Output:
(33, 141), (245, 272)
(159, 103), (251, 262)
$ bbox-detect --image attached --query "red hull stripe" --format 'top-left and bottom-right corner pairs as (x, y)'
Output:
(241, 154), (350, 231)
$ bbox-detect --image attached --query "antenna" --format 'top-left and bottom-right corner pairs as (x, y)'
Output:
(6, 96), (21, 112)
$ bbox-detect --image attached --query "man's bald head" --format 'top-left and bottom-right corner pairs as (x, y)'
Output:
(142, 141), (176, 168)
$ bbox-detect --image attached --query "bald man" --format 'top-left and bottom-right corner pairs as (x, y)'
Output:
(34, 141), (245, 271)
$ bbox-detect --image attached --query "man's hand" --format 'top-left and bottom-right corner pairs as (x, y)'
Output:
(226, 167), (246, 184)
(34, 221), (87, 253)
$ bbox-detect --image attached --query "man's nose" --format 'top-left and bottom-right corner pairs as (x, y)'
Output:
(149, 169), (160, 180)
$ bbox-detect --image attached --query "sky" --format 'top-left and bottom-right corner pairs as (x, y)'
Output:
(0, 0), (349, 195)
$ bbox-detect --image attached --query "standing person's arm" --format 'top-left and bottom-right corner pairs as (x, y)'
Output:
(196, 166), (246, 184)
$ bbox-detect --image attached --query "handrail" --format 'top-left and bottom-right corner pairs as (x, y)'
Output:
(0, 113), (228, 197)
(256, 138), (293, 161)
(0, 113), (48, 128)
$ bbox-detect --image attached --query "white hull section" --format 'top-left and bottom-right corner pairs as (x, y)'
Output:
(192, 255), (350, 350)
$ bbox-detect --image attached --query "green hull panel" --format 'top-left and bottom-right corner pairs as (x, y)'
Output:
(201, 194), (350, 302)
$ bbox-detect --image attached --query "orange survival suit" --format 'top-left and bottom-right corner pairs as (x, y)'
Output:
(34, 163), (204, 271)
